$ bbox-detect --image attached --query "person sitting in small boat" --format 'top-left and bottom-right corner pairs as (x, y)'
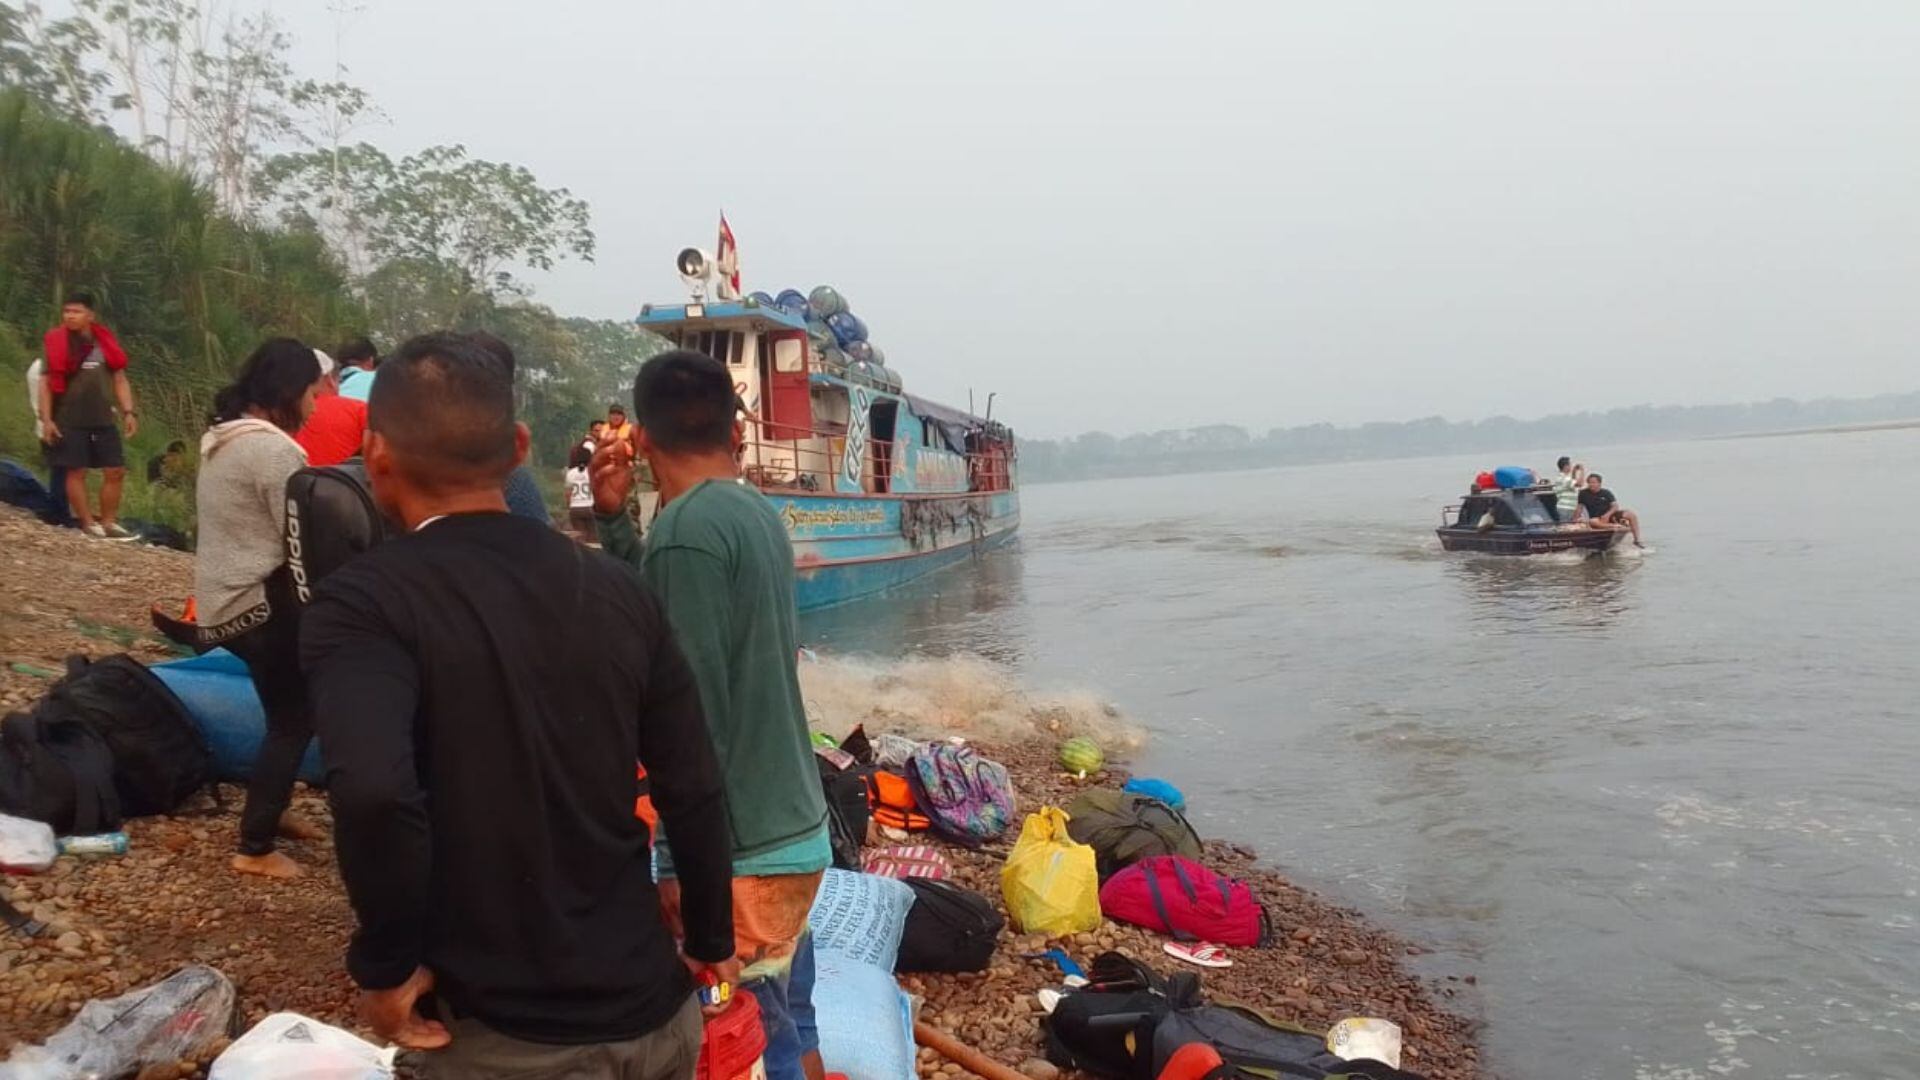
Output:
(1550, 456), (1585, 522)
(1578, 473), (1643, 547)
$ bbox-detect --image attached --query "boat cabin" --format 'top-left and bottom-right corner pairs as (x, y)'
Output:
(1442, 487), (1560, 529)
(635, 300), (1014, 498)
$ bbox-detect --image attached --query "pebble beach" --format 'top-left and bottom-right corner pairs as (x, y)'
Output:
(0, 506), (1483, 1077)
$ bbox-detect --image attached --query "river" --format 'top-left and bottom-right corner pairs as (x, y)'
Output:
(800, 426), (1920, 1079)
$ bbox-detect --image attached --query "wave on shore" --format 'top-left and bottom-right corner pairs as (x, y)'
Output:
(799, 653), (1146, 751)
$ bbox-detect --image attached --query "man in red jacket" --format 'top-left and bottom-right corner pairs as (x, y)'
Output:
(38, 291), (138, 540)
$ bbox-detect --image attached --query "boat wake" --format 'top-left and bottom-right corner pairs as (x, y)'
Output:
(798, 652), (1147, 750)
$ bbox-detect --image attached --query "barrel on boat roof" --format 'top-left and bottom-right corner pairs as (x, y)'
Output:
(1491, 465), (1536, 489)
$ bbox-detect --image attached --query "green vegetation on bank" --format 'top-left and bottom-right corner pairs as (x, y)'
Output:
(0, 2), (665, 537)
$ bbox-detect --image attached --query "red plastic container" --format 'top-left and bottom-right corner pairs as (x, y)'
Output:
(697, 992), (767, 1080)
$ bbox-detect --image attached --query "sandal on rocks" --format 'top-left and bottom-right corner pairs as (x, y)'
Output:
(1164, 941), (1232, 969)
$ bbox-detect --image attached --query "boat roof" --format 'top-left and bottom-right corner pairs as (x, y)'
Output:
(904, 392), (991, 429)
(635, 300), (808, 331)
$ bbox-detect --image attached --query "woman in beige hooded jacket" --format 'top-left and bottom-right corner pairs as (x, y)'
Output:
(194, 338), (324, 879)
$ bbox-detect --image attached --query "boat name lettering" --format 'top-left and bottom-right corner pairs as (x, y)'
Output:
(781, 502), (889, 530)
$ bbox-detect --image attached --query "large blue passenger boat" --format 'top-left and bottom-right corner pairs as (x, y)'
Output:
(635, 287), (1018, 612)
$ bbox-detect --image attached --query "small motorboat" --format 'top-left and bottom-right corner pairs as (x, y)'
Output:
(1437, 485), (1624, 555)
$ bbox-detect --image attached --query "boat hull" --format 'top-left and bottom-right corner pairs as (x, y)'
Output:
(767, 490), (1021, 611)
(1436, 525), (1623, 556)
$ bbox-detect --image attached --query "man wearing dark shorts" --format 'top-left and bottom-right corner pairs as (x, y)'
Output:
(37, 291), (138, 540)
(1578, 473), (1644, 547)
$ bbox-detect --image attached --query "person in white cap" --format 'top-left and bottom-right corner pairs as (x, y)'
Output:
(294, 347), (370, 467)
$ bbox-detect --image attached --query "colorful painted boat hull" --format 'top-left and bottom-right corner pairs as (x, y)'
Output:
(773, 490), (1021, 611)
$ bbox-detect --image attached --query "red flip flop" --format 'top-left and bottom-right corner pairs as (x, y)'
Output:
(1164, 941), (1232, 969)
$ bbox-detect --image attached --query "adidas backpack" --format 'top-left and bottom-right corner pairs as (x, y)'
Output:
(284, 460), (392, 605)
(904, 743), (1016, 847)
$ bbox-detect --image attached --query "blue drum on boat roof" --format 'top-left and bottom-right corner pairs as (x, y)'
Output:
(1491, 465), (1536, 489)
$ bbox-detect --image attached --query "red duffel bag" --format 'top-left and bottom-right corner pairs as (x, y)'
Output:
(1098, 854), (1271, 948)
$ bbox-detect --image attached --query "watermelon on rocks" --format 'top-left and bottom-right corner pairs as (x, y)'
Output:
(1059, 737), (1104, 776)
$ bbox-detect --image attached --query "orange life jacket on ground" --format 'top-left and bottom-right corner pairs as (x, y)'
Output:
(865, 770), (931, 832)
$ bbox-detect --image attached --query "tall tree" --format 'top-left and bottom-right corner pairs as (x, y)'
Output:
(367, 144), (595, 294)
(0, 2), (110, 122)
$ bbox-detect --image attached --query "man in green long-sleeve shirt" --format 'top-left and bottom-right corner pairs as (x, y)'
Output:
(591, 350), (829, 1080)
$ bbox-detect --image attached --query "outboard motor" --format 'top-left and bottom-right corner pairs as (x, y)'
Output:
(284, 460), (394, 605)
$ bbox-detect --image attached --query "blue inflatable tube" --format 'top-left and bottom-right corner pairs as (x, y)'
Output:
(150, 650), (324, 785)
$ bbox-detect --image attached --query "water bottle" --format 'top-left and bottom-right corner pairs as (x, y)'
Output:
(58, 832), (129, 856)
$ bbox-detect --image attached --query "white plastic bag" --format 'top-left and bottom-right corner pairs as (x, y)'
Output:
(0, 965), (235, 1080)
(0, 814), (57, 874)
(871, 733), (918, 769)
(210, 1012), (395, 1080)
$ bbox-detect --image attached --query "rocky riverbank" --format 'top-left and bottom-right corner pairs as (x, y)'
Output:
(0, 506), (1482, 1077)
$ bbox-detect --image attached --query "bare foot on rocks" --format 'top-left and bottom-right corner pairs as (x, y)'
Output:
(232, 851), (303, 879)
(278, 813), (326, 841)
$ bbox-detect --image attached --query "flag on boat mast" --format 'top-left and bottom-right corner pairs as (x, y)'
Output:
(715, 212), (741, 300)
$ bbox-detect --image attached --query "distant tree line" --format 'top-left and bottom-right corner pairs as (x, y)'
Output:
(0, 1), (666, 531)
(1018, 392), (1920, 483)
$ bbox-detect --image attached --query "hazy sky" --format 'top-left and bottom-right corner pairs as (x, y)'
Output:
(266, 1), (1917, 439)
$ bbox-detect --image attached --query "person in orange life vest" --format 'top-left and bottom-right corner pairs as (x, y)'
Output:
(606, 404), (636, 451)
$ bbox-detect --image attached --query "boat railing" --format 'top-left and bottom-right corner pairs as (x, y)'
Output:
(739, 420), (1014, 495)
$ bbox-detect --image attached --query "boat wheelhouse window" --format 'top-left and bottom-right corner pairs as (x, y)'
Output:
(1460, 496), (1517, 526)
(1513, 498), (1554, 525)
(771, 335), (806, 373)
(679, 330), (743, 366)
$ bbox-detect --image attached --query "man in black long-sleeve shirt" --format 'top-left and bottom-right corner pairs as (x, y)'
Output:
(301, 333), (737, 1077)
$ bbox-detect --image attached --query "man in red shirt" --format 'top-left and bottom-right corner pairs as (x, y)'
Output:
(295, 350), (369, 467)
(38, 291), (138, 539)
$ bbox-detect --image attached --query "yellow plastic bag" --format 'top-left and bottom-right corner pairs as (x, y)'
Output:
(1001, 806), (1102, 935)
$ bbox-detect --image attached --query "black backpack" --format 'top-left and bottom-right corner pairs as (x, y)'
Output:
(0, 710), (120, 835)
(1045, 988), (1172, 1080)
(37, 655), (212, 818)
(895, 878), (1004, 974)
(284, 461), (392, 605)
(1043, 953), (1179, 1080)
(816, 756), (874, 871)
(1151, 997), (1425, 1080)
(1048, 959), (1425, 1080)
(1066, 789), (1205, 878)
